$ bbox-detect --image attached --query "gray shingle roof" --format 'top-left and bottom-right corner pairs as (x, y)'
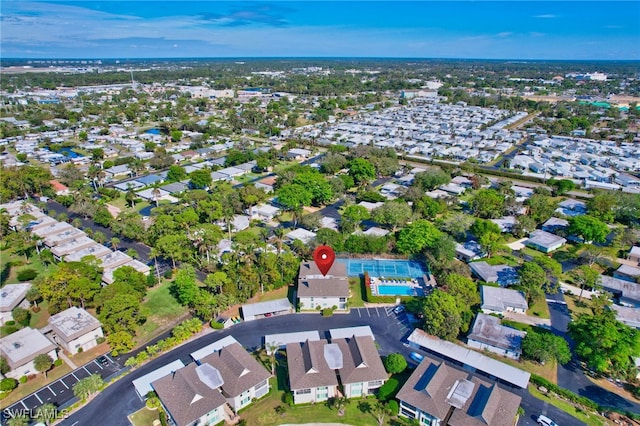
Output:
(333, 335), (388, 386)
(151, 363), (227, 426)
(286, 339), (339, 391)
(396, 354), (522, 426)
(297, 261), (349, 298)
(199, 342), (270, 399)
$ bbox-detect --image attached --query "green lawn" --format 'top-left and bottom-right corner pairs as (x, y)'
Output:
(137, 280), (189, 345)
(483, 255), (521, 267)
(128, 407), (160, 426)
(528, 296), (551, 319)
(349, 277), (365, 307)
(528, 385), (606, 426)
(0, 363), (72, 407)
(564, 294), (593, 319)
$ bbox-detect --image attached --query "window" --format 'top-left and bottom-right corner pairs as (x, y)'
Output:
(296, 388), (311, 395)
(368, 380), (383, 388)
(339, 297), (346, 302)
(255, 380), (268, 389)
(317, 386), (328, 399)
(240, 390), (251, 406)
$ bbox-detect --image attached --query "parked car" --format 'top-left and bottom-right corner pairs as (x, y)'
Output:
(537, 415), (558, 426)
(393, 305), (405, 315)
(97, 355), (110, 366)
(409, 352), (424, 363)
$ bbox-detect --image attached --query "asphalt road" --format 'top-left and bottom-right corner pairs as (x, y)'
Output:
(57, 308), (573, 426)
(546, 293), (640, 415)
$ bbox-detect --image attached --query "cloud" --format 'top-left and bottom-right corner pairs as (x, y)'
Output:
(198, 3), (293, 27)
(496, 32), (513, 38)
(533, 14), (557, 19)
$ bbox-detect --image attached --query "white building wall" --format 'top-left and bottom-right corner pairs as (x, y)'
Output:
(298, 296), (347, 311)
(228, 380), (270, 411)
(62, 327), (104, 353)
(293, 385), (337, 404)
(6, 348), (58, 379)
(467, 339), (521, 360)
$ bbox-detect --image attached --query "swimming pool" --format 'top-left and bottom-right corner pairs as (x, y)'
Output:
(339, 259), (426, 278)
(377, 285), (416, 296)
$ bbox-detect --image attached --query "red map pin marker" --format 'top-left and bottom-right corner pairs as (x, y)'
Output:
(313, 245), (336, 276)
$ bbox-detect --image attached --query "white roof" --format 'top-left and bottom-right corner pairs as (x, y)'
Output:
(0, 283), (32, 312)
(329, 326), (374, 340)
(241, 298), (292, 319)
(190, 335), (239, 361)
(264, 330), (320, 354)
(0, 327), (56, 368)
(286, 228), (316, 243)
(132, 359), (185, 398)
(407, 328), (530, 388)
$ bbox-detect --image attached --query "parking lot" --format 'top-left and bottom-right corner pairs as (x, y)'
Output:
(2, 354), (120, 419)
(352, 306), (414, 337)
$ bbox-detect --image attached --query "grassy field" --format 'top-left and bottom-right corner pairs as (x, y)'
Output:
(564, 294), (593, 319)
(239, 358), (411, 426)
(481, 349), (558, 383)
(528, 385), (606, 426)
(137, 280), (190, 345)
(528, 296), (551, 319)
(128, 407), (160, 426)
(349, 277), (365, 307)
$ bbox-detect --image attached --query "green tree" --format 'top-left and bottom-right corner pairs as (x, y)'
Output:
(107, 330), (135, 355)
(371, 201), (412, 232)
(170, 129), (183, 142)
(396, 220), (442, 255)
(173, 265), (199, 306)
(587, 191), (617, 223)
(341, 204), (370, 231)
(549, 179), (575, 195)
(166, 165), (187, 182)
(0, 356), (10, 375)
(190, 169), (212, 189)
(348, 158), (376, 186)
(35, 403), (57, 426)
(471, 189), (505, 219)
(521, 330), (571, 365)
(33, 353), (54, 378)
(571, 265), (601, 300)
(518, 262), (547, 304)
(6, 413), (28, 426)
(73, 374), (104, 400)
(568, 215), (609, 243)
(421, 289), (462, 340)
(12, 307), (31, 326)
(526, 194), (558, 225)
(383, 353), (408, 374)
(569, 309), (640, 377)
(413, 169), (451, 191)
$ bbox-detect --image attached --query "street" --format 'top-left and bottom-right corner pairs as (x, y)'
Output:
(58, 308), (574, 426)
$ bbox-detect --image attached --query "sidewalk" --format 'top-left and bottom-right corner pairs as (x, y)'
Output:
(502, 311), (551, 329)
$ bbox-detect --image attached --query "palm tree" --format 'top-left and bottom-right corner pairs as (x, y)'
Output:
(152, 184), (161, 207)
(265, 342), (281, 375)
(110, 237), (120, 251)
(125, 189), (137, 208)
(35, 403), (57, 426)
(149, 247), (162, 283)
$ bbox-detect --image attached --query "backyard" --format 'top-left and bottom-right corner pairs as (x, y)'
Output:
(136, 279), (190, 345)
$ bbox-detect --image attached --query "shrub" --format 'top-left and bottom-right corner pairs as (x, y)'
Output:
(387, 399), (399, 415)
(5, 321), (15, 326)
(16, 268), (38, 281)
(2, 324), (20, 335)
(146, 396), (161, 409)
(384, 353), (408, 374)
(54, 359), (63, 367)
(322, 308), (334, 317)
(96, 337), (106, 344)
(163, 269), (173, 279)
(19, 376), (28, 384)
(77, 347), (83, 353)
(377, 378), (400, 401)
(210, 320), (224, 330)
(283, 392), (294, 406)
(0, 378), (18, 392)
(316, 305), (322, 310)
(530, 375), (599, 411)
(159, 409), (168, 426)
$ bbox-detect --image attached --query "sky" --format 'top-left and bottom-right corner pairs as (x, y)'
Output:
(1, 1), (639, 60)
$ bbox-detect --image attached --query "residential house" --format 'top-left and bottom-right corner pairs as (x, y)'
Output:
(490, 216), (517, 233)
(248, 204), (280, 222)
(628, 246), (640, 266)
(467, 314), (526, 360)
(555, 199), (587, 217)
(287, 148), (312, 160)
(599, 275), (640, 307)
(199, 342), (271, 412)
(297, 261), (349, 311)
(0, 327), (58, 379)
(286, 228), (317, 245)
(469, 262), (519, 286)
(286, 339), (340, 404)
(611, 305), (640, 329)
(241, 298), (293, 321)
(480, 286), (528, 315)
(0, 283), (32, 325)
(455, 241), (485, 262)
(333, 335), (388, 397)
(614, 264), (640, 283)
(541, 217), (569, 234)
(152, 363), (230, 426)
(49, 180), (70, 195)
(525, 230), (566, 253)
(48, 307), (104, 354)
(396, 353), (522, 426)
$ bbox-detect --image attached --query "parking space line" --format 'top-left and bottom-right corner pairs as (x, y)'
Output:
(357, 309), (361, 318)
(94, 360), (104, 370)
(366, 308), (371, 317)
(19, 400), (28, 410)
(375, 307), (380, 317)
(83, 366), (92, 375)
(47, 386), (56, 396)
(60, 378), (69, 389)
(34, 393), (43, 404)
(72, 372), (79, 381)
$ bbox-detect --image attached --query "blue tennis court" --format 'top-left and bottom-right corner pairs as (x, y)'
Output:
(338, 259), (426, 278)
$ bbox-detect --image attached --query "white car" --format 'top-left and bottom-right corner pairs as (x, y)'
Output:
(537, 415), (558, 426)
(409, 352), (424, 363)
